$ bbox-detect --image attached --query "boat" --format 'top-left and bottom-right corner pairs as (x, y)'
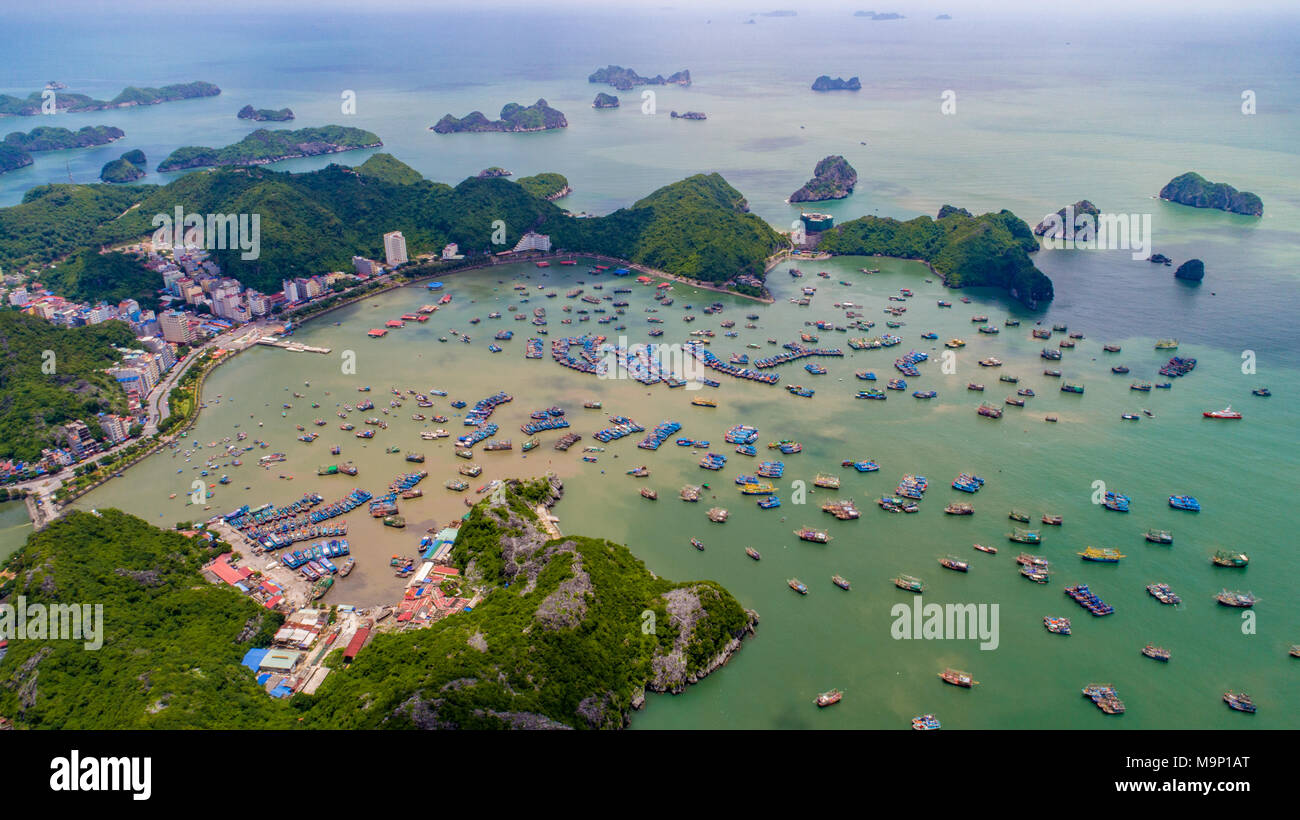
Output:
(680, 485), (702, 502)
(1141, 644), (1171, 662)
(912, 715), (941, 730)
(944, 503), (974, 515)
(640, 487), (658, 500)
(707, 507), (729, 523)
(795, 527), (830, 543)
(1041, 514), (1063, 526)
(816, 689), (842, 707)
(973, 543), (997, 554)
(445, 479), (469, 491)
(1044, 616), (1071, 635)
(339, 558), (355, 577)
(745, 547), (761, 560)
(691, 398), (718, 408)
(1211, 550), (1249, 568)
(522, 438), (539, 452)
(1144, 529), (1173, 544)
(1223, 691), (1256, 713)
(1008, 528), (1041, 544)
(977, 403), (1003, 419)
(1203, 406), (1242, 420)
(1155, 339), (1179, 349)
(1216, 589), (1257, 607)
(1082, 684), (1125, 714)
(938, 668), (977, 688)
(1146, 583), (1181, 604)
(758, 495), (781, 509)
(1168, 495), (1200, 511)
(1008, 510), (1030, 523)
(690, 538), (705, 551)
(382, 515), (405, 528)
(583, 400), (603, 409)
(1252, 387), (1271, 397)
(939, 556), (969, 572)
(1079, 546), (1126, 562)
(832, 574), (851, 590)
(893, 575), (925, 593)
(788, 578), (809, 595)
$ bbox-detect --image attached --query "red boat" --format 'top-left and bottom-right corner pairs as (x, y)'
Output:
(1203, 406), (1242, 419)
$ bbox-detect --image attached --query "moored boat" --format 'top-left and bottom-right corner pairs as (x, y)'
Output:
(939, 668), (977, 687)
(832, 574), (851, 590)
(1141, 644), (1171, 662)
(1223, 691), (1256, 713)
(1211, 550), (1249, 568)
(788, 578), (809, 595)
(816, 689), (842, 707)
(893, 574), (925, 593)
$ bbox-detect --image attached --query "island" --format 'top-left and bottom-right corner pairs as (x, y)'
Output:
(812, 76), (861, 92)
(516, 172), (570, 201)
(0, 480), (758, 729)
(157, 125), (382, 171)
(238, 104), (295, 122)
(477, 166), (512, 178)
(817, 205), (1054, 307)
(670, 111), (707, 120)
(588, 65), (692, 91)
(592, 92), (620, 109)
(790, 155), (858, 202)
(0, 80), (219, 116)
(855, 11), (906, 19)
(100, 149), (147, 183)
(1033, 200), (1100, 237)
(1158, 172), (1262, 216)
(432, 99), (568, 134)
(1174, 259), (1205, 282)
(3, 125), (125, 152)
(0, 145), (33, 175)
(1149, 253), (1172, 265)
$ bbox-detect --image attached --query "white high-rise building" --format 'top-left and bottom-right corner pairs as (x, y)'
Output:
(511, 232), (551, 253)
(383, 231), (408, 266)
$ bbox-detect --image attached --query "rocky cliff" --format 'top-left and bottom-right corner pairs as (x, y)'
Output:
(1159, 172), (1262, 217)
(790, 155), (858, 202)
(433, 99), (568, 134)
(812, 75), (861, 91)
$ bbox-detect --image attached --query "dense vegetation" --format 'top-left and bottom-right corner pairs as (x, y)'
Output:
(789, 155), (857, 202)
(1158, 171), (1262, 217)
(817, 205), (1055, 305)
(432, 99), (568, 133)
(588, 66), (691, 90)
(157, 125), (382, 171)
(516, 172), (569, 200)
(0, 481), (752, 730)
(0, 510), (287, 728)
(0, 312), (140, 461)
(0, 81), (220, 117)
(100, 155), (146, 183)
(2, 125), (124, 152)
(0, 159), (783, 294)
(42, 249), (160, 307)
(592, 92), (620, 108)
(237, 105), (295, 122)
(0, 145), (33, 175)
(302, 479), (752, 729)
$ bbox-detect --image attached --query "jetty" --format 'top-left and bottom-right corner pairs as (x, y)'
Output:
(257, 337), (332, 354)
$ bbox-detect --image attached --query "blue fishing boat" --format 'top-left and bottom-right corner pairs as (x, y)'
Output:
(912, 390), (937, 399)
(758, 495), (781, 509)
(856, 389), (886, 400)
(887, 378), (906, 390)
(855, 371), (877, 381)
(1168, 495), (1201, 512)
(1102, 491), (1131, 512)
(735, 444), (758, 456)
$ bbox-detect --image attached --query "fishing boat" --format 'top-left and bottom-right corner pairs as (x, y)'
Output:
(813, 473), (840, 489)
(1141, 644), (1171, 662)
(978, 357), (1002, 367)
(1008, 510), (1030, 523)
(1008, 528), (1041, 544)
(1211, 550), (1249, 568)
(939, 668), (977, 688)
(1079, 546), (1126, 562)
(1223, 691), (1256, 713)
(382, 515), (405, 528)
(521, 438), (539, 452)
(745, 546), (761, 560)
(680, 485), (701, 502)
(795, 527), (831, 543)
(940, 556), (969, 572)
(1144, 529), (1173, 544)
(1169, 495), (1201, 511)
(459, 463), (482, 477)
(1005, 397), (1026, 407)
(1203, 406), (1242, 420)
(445, 479), (469, 492)
(815, 688), (842, 707)
(1252, 387), (1271, 397)
(758, 495), (781, 509)
(831, 574), (851, 590)
(912, 714), (941, 730)
(690, 538), (705, 551)
(707, 507), (729, 523)
(945, 503), (974, 515)
(973, 543), (997, 554)
(1082, 684), (1125, 714)
(1155, 339), (1179, 349)
(977, 403), (1003, 419)
(856, 389), (887, 400)
(1041, 514), (1063, 526)
(1216, 589), (1257, 607)
(691, 398), (718, 408)
(640, 487), (658, 500)
(1044, 616), (1071, 635)
(1102, 491), (1130, 512)
(893, 575), (925, 593)
(788, 578), (809, 595)
(821, 499), (858, 519)
(1146, 583), (1181, 604)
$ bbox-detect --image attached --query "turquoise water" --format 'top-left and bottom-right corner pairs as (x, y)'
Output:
(6, 5), (1299, 728)
(0, 501), (33, 563)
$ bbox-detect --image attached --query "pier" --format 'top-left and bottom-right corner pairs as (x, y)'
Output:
(257, 337), (332, 354)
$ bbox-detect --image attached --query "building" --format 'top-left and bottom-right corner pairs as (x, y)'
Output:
(441, 243), (463, 261)
(159, 310), (197, 344)
(511, 232), (551, 253)
(383, 231), (408, 266)
(97, 413), (132, 444)
(63, 420), (100, 460)
(281, 279), (300, 304)
(352, 256), (377, 277)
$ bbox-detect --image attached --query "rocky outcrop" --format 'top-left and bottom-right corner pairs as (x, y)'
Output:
(432, 99), (568, 134)
(812, 75), (861, 91)
(592, 92), (619, 109)
(937, 204), (973, 219)
(670, 111), (707, 120)
(237, 104), (294, 122)
(477, 166), (511, 178)
(1149, 253), (1172, 265)
(1033, 200), (1101, 237)
(790, 155), (858, 202)
(1159, 172), (1262, 216)
(588, 66), (691, 91)
(1174, 258), (1205, 281)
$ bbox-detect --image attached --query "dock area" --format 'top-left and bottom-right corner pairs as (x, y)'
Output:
(257, 336), (332, 354)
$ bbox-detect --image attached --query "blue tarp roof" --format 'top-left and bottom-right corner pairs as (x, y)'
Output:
(269, 685), (293, 698)
(241, 648), (269, 671)
(256, 673), (271, 685)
